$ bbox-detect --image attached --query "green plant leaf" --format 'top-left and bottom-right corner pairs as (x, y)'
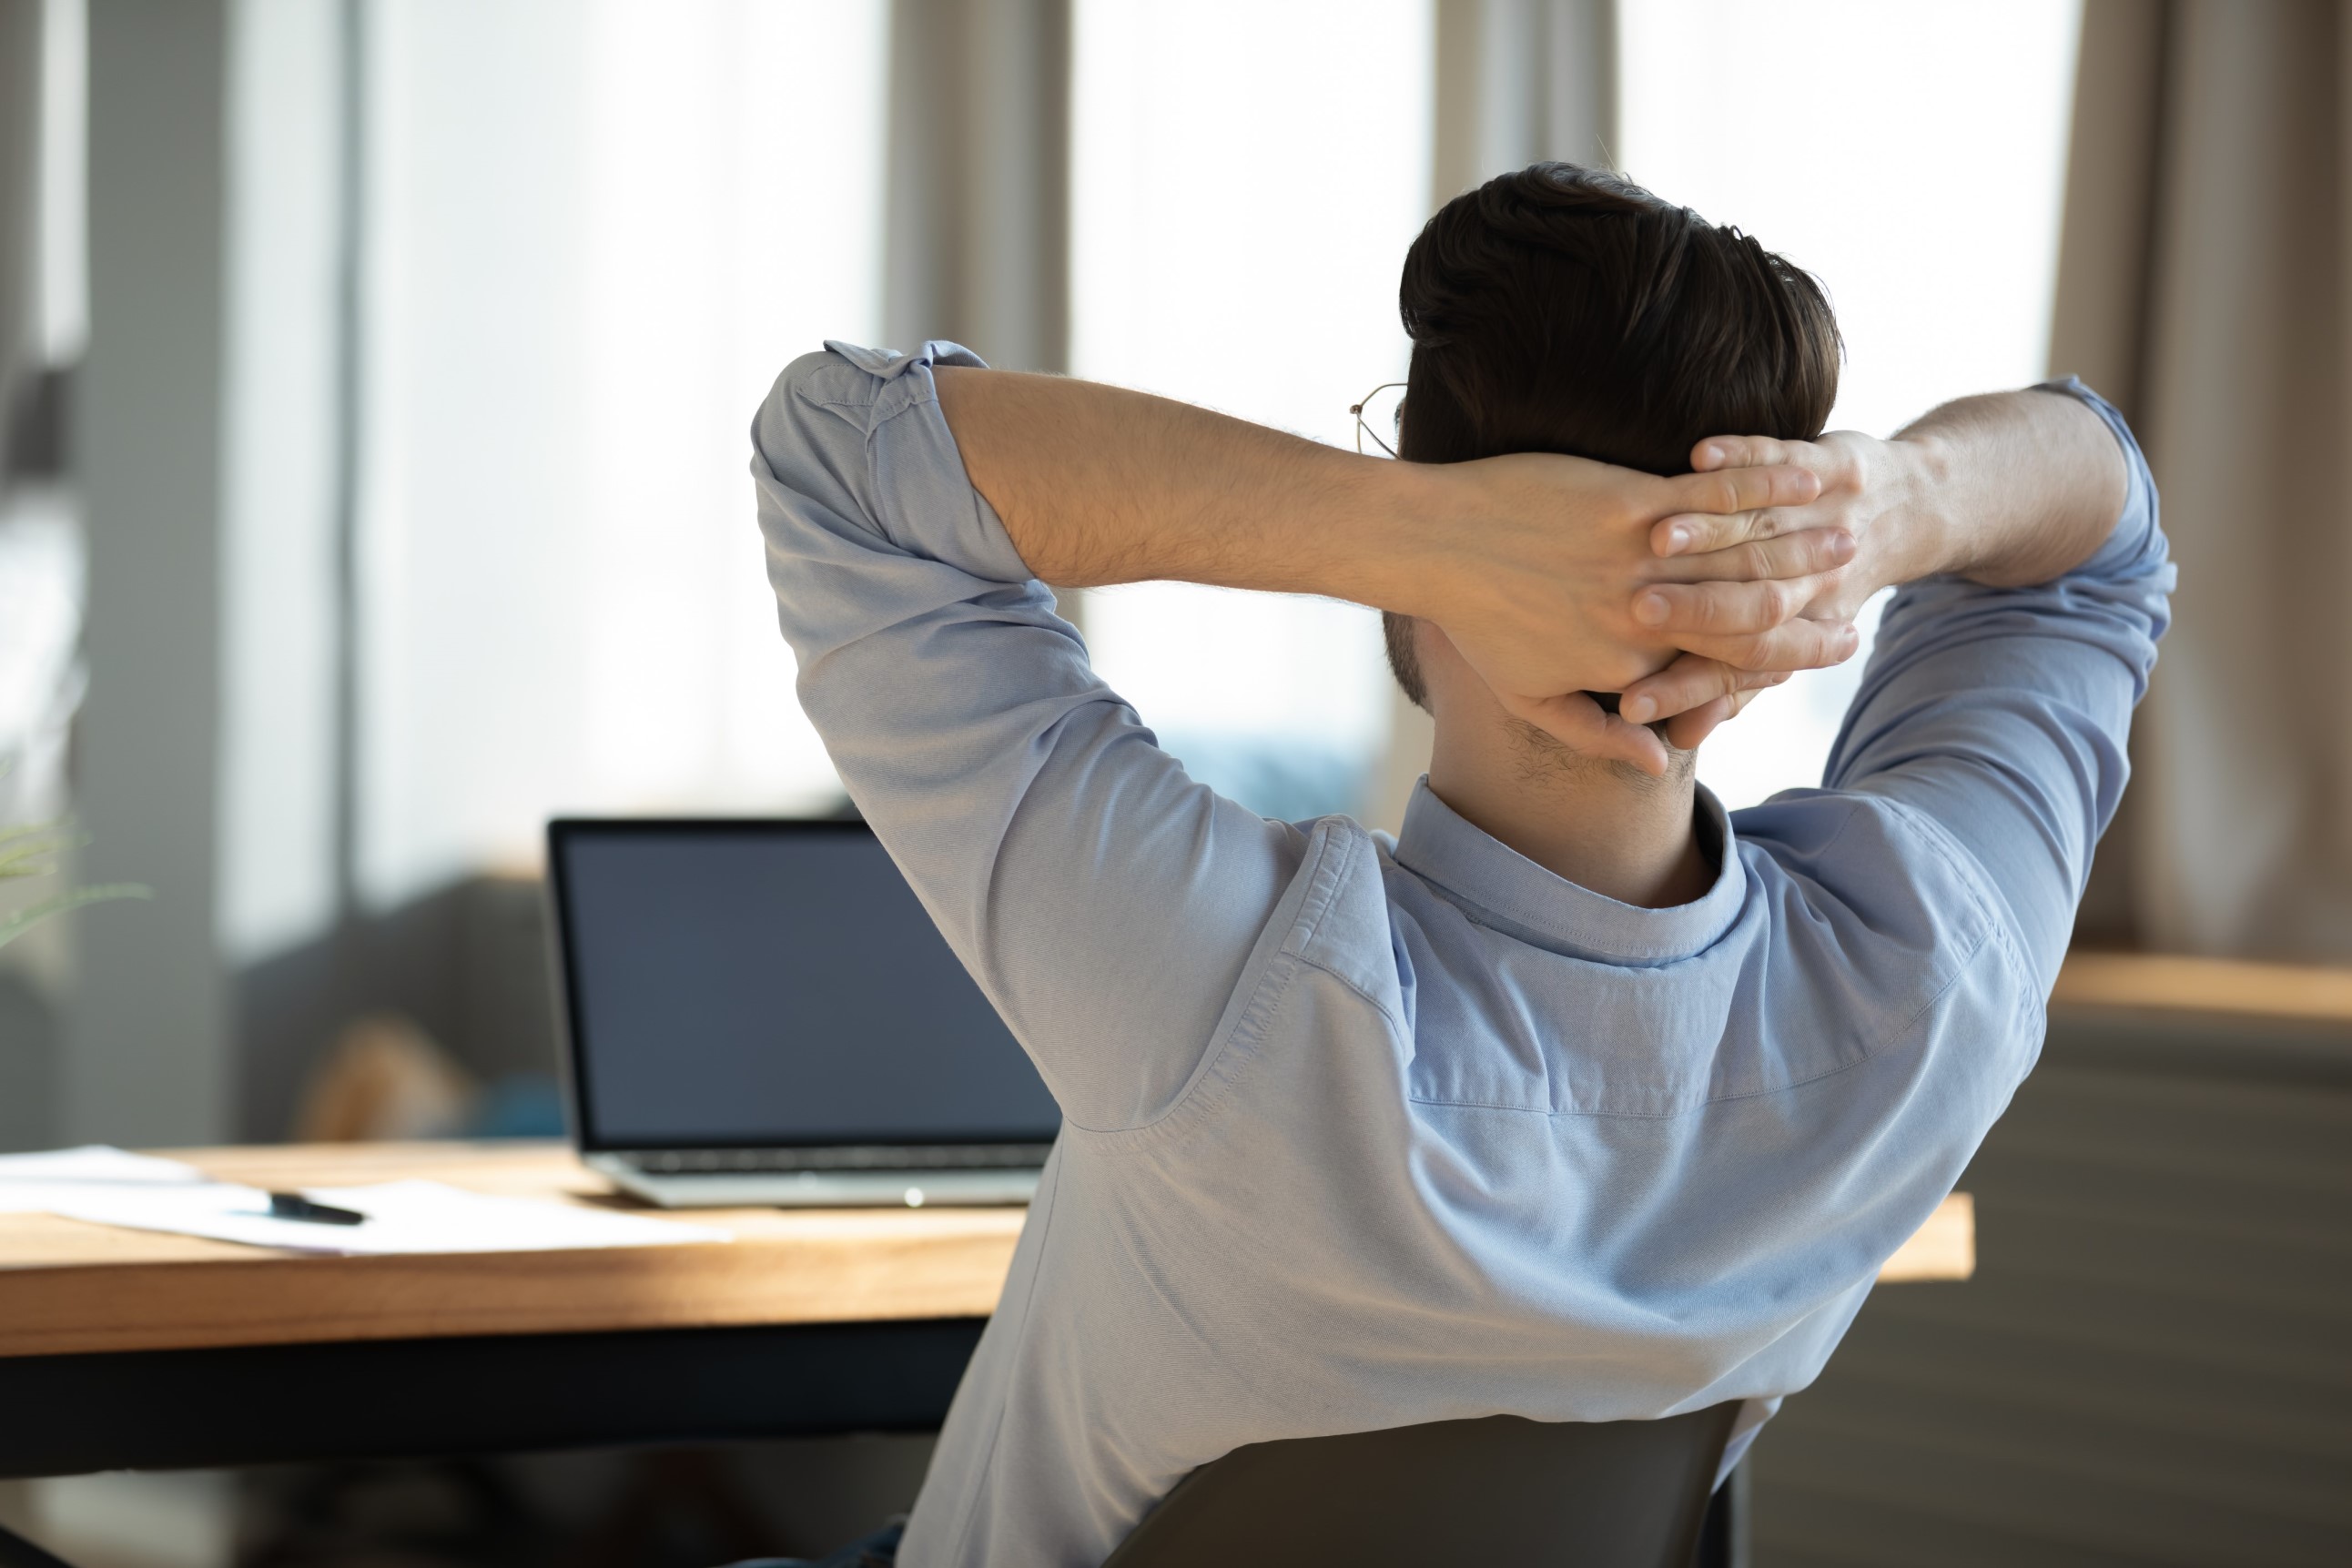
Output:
(0, 821), (86, 881)
(0, 849), (63, 882)
(0, 883), (153, 948)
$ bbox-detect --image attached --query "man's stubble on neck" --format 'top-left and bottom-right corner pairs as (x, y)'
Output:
(1501, 714), (1698, 797)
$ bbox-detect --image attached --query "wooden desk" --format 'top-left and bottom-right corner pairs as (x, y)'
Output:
(0, 1142), (1972, 1480)
(0, 1143), (1024, 1359)
(2053, 950), (2352, 1024)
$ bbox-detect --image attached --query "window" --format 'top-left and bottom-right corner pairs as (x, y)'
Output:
(1618, 0), (2083, 808)
(353, 0), (887, 910)
(0, 0), (87, 835)
(232, 0), (2086, 942)
(1070, 0), (1435, 823)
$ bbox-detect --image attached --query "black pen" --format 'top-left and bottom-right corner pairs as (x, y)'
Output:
(268, 1191), (367, 1226)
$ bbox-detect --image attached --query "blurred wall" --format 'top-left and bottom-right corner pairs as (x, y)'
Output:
(64, 0), (234, 1145)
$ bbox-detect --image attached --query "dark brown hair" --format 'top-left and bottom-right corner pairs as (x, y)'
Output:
(1384, 163), (1842, 706)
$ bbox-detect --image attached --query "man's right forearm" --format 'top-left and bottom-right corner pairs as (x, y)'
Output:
(1617, 384), (2137, 725)
(1881, 388), (2129, 592)
(936, 367), (1423, 607)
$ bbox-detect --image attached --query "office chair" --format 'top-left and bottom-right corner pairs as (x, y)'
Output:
(1, 1411), (1740, 1568)
(1100, 1401), (1739, 1568)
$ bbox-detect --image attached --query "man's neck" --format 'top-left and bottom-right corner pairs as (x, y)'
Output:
(1424, 715), (1712, 910)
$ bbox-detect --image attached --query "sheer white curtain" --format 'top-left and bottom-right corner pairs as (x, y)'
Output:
(1618, 0), (2082, 808)
(0, 0), (85, 835)
(355, 0), (884, 911)
(1070, 0), (1434, 823)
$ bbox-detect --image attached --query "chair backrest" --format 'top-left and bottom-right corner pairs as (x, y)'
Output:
(1100, 1402), (1739, 1568)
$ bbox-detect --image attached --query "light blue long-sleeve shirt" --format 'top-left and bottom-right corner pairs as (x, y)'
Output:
(749, 342), (2172, 1568)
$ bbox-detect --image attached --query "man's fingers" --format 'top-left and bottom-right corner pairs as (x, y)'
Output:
(1617, 657), (1788, 726)
(1673, 616), (1861, 674)
(1631, 575), (1832, 637)
(1651, 529), (1854, 585)
(1653, 510), (1769, 558)
(1660, 693), (1734, 752)
(1661, 684), (1769, 751)
(1688, 435), (1794, 472)
(1495, 689), (1673, 777)
(1651, 464), (1820, 554)
(1588, 724), (1672, 776)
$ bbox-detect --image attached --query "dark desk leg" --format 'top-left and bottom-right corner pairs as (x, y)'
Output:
(0, 1320), (987, 1480)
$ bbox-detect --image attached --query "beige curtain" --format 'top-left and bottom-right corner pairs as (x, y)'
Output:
(883, 0), (1070, 376)
(2054, 0), (2352, 959)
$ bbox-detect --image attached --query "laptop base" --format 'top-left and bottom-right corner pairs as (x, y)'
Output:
(590, 1154), (1039, 1209)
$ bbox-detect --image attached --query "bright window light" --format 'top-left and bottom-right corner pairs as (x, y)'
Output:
(1071, 0), (1434, 823)
(357, 0), (884, 908)
(1619, 0), (2082, 810)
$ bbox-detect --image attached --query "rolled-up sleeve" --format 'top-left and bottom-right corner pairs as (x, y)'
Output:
(1822, 378), (2175, 997)
(749, 342), (1308, 1131)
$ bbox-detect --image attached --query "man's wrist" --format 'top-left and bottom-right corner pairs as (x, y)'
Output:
(1870, 387), (2126, 592)
(1319, 458), (1462, 621)
(1869, 431), (1961, 592)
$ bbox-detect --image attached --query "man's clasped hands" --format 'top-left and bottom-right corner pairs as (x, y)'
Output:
(1418, 426), (1924, 775)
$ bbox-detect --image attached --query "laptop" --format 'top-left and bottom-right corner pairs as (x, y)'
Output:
(546, 817), (1060, 1208)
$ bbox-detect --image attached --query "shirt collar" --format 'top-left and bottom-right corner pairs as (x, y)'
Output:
(1390, 778), (1746, 965)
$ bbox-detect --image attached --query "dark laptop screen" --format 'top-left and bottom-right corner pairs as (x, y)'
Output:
(551, 821), (1060, 1149)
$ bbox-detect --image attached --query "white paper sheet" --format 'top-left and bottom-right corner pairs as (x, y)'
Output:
(0, 1146), (728, 1255)
(0, 1144), (214, 1211)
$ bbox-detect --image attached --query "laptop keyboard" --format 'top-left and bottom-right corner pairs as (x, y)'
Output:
(616, 1144), (1053, 1176)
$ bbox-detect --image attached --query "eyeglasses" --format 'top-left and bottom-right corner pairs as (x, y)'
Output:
(1350, 381), (1405, 459)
